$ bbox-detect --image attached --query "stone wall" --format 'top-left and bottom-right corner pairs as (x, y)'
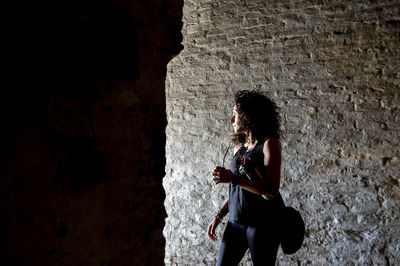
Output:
(1, 0), (182, 265)
(164, 0), (400, 265)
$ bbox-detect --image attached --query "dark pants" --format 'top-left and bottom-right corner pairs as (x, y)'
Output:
(217, 222), (279, 266)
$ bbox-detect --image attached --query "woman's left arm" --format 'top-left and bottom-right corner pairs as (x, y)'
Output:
(261, 138), (281, 196)
(212, 138), (281, 198)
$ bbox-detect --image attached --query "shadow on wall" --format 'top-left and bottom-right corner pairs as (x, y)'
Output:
(1, 0), (183, 265)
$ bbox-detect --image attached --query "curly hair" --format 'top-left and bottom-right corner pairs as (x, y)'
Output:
(232, 90), (280, 144)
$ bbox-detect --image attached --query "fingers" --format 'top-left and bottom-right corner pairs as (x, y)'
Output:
(209, 228), (217, 241)
(212, 168), (221, 184)
(212, 169), (223, 184)
(212, 170), (220, 177)
(207, 224), (213, 239)
(212, 168), (225, 175)
(212, 176), (224, 184)
(208, 221), (219, 241)
(213, 179), (222, 184)
(208, 223), (215, 241)
(212, 169), (234, 184)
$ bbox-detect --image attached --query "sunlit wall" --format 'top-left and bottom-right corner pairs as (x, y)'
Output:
(164, 1), (400, 265)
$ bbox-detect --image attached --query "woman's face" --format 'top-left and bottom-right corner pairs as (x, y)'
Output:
(230, 106), (245, 133)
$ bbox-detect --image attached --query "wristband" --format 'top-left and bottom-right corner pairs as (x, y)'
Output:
(215, 208), (228, 221)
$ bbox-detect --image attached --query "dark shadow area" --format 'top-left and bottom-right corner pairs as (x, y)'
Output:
(1, 0), (183, 265)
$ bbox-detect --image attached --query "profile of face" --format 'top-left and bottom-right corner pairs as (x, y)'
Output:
(230, 106), (245, 133)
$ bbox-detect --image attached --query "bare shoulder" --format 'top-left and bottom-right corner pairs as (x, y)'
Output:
(263, 138), (281, 157)
(263, 138), (281, 149)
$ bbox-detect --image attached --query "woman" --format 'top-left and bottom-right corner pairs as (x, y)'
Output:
(209, 90), (284, 265)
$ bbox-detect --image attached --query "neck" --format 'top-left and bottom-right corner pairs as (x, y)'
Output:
(245, 132), (255, 146)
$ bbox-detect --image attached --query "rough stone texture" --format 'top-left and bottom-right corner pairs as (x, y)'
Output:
(1, 0), (182, 265)
(164, 0), (400, 265)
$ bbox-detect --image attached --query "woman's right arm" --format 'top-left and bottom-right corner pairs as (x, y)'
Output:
(208, 199), (229, 241)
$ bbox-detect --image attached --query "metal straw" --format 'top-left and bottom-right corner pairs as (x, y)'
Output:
(222, 146), (230, 168)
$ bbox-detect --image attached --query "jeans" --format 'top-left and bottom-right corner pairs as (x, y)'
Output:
(216, 221), (280, 266)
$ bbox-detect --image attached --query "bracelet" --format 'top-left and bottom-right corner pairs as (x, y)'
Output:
(215, 208), (228, 221)
(231, 175), (240, 185)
